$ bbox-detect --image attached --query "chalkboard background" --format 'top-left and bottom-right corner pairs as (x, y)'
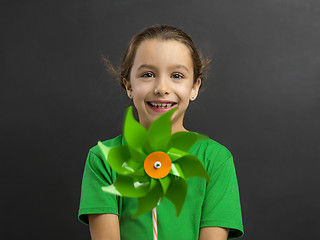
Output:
(2, 0), (319, 239)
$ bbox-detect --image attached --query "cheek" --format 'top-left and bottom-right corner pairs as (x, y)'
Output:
(178, 86), (193, 99)
(134, 87), (146, 96)
(132, 83), (150, 100)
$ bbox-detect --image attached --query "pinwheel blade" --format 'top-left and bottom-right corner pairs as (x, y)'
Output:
(102, 175), (150, 198)
(169, 132), (208, 152)
(165, 175), (187, 216)
(132, 179), (163, 218)
(124, 106), (148, 150)
(147, 107), (177, 151)
(170, 162), (185, 179)
(167, 147), (189, 162)
(159, 176), (171, 195)
(98, 143), (140, 175)
(127, 145), (146, 165)
(97, 141), (111, 161)
(174, 155), (211, 182)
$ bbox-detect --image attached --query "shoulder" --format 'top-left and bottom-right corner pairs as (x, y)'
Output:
(191, 136), (232, 160)
(82, 135), (123, 182)
(89, 135), (124, 157)
(190, 136), (233, 169)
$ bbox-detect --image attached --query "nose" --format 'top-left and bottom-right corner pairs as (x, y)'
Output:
(154, 77), (170, 95)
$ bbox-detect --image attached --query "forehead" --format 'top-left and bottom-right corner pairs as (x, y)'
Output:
(132, 39), (193, 70)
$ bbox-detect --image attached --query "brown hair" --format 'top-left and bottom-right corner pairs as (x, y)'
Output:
(103, 25), (210, 89)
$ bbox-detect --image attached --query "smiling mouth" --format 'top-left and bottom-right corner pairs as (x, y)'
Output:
(147, 101), (177, 109)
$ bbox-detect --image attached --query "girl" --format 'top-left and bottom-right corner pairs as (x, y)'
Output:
(78, 25), (244, 240)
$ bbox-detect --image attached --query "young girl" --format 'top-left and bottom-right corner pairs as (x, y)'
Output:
(78, 25), (244, 240)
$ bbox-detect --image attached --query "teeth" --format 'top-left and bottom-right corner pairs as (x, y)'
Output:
(150, 102), (174, 108)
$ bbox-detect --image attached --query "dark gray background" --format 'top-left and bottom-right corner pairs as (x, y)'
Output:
(2, 0), (319, 239)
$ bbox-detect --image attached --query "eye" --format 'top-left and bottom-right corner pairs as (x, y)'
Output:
(141, 72), (155, 78)
(171, 73), (184, 79)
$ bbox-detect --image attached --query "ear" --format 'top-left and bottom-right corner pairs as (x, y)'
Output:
(190, 78), (201, 101)
(123, 78), (132, 99)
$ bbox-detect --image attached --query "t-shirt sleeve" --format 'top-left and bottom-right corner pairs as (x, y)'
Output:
(78, 149), (120, 225)
(200, 147), (244, 239)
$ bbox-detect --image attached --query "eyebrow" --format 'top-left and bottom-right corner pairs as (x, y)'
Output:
(137, 64), (189, 72)
(172, 64), (189, 72)
(137, 64), (156, 70)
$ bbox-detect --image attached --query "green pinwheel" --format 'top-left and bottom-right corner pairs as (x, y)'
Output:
(98, 106), (210, 218)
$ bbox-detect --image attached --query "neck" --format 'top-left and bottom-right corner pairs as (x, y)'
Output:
(171, 122), (188, 134)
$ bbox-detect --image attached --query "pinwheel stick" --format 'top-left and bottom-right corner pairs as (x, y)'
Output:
(153, 207), (157, 240)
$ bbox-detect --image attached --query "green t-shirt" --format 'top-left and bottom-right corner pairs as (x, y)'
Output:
(78, 135), (244, 239)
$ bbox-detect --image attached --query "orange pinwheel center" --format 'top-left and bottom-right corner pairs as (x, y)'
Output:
(144, 151), (172, 179)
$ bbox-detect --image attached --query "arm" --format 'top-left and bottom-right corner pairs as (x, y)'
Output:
(88, 214), (121, 240)
(199, 227), (230, 240)
(200, 151), (243, 239)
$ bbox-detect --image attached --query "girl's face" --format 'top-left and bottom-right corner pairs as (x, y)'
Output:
(124, 39), (201, 133)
